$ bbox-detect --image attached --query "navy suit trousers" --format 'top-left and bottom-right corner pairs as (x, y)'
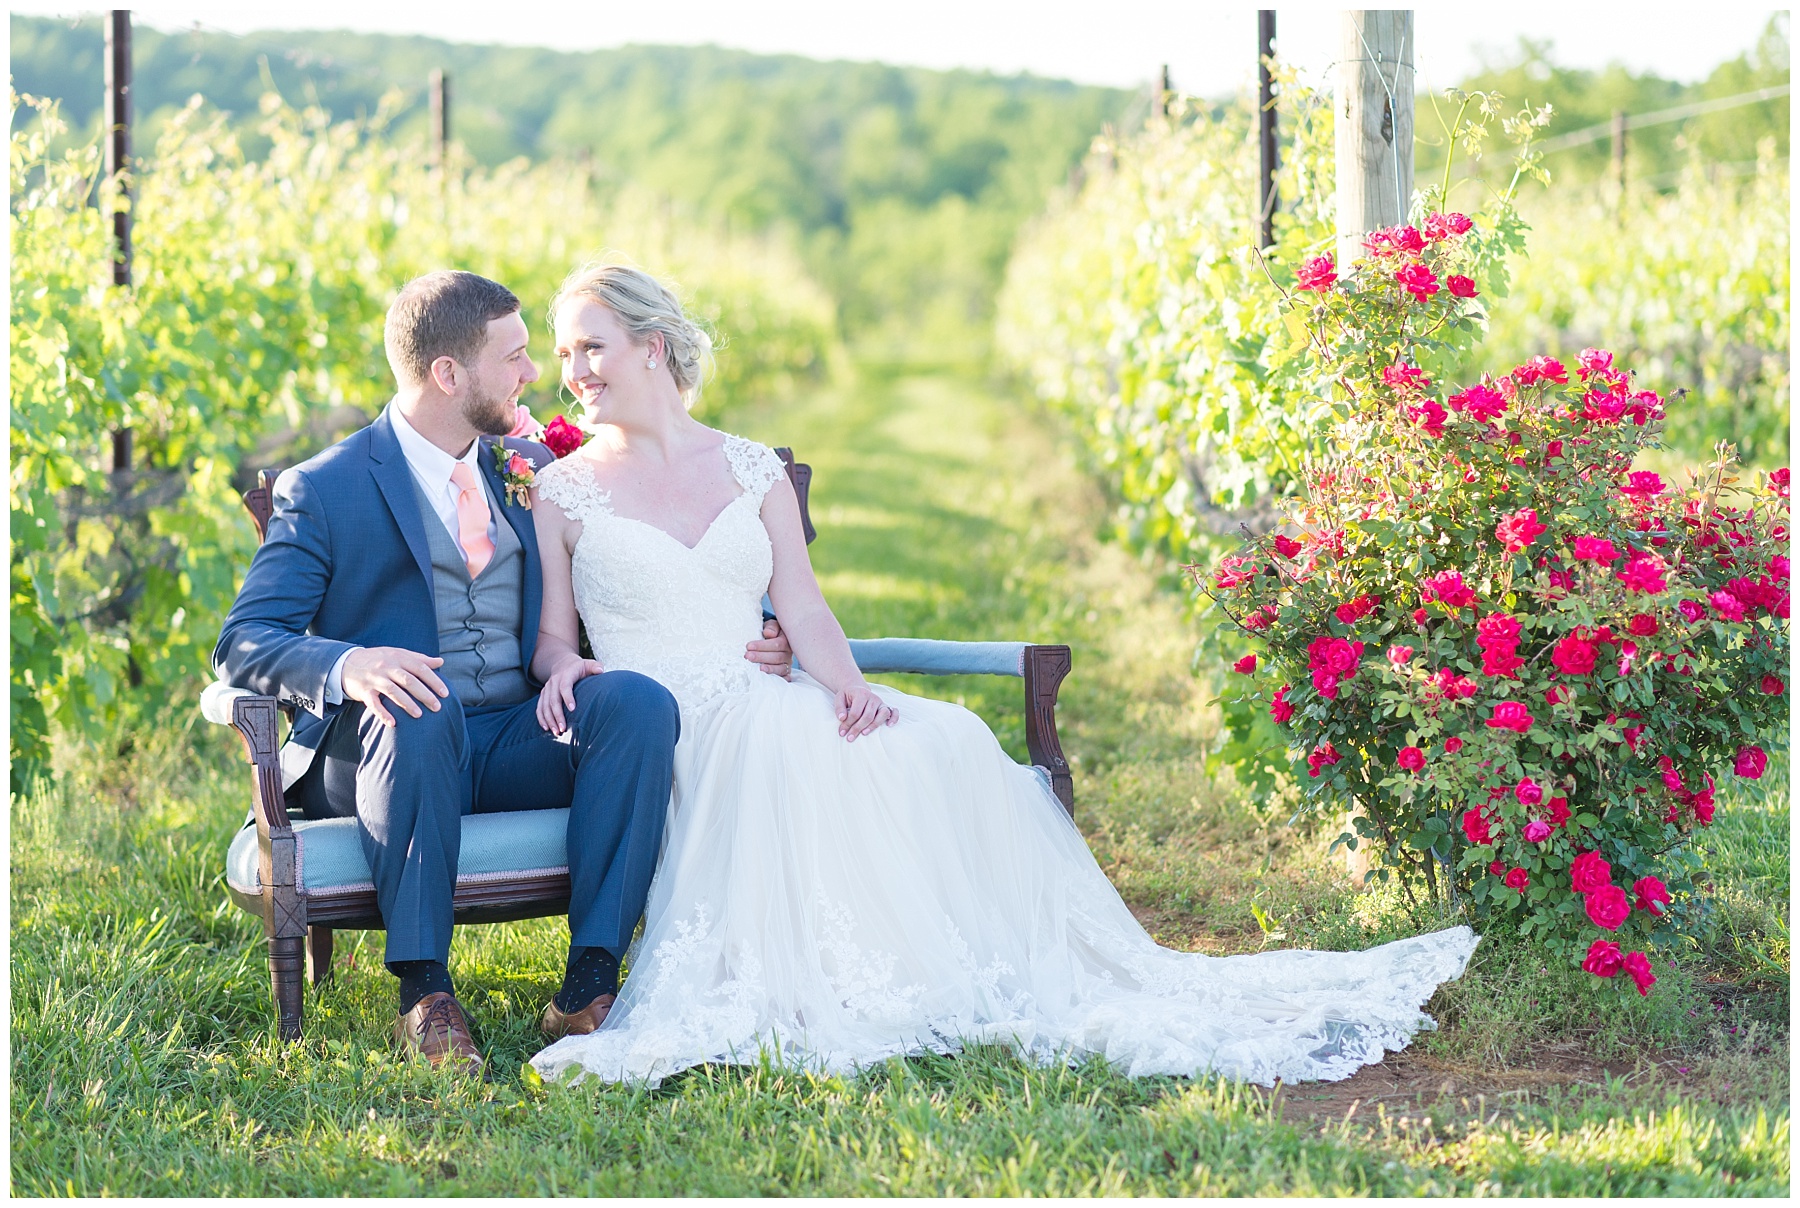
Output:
(292, 671), (679, 965)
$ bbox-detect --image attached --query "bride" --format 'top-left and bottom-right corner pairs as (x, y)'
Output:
(525, 261), (1477, 1087)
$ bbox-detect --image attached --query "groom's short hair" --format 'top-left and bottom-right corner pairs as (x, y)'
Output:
(384, 270), (522, 387)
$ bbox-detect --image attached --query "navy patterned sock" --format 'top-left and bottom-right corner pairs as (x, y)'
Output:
(555, 945), (621, 1013)
(389, 959), (455, 1015)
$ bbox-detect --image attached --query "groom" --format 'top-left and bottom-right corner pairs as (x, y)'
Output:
(214, 270), (790, 1072)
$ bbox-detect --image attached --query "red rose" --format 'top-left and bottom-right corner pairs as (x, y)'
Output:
(1514, 777), (1543, 807)
(1461, 808), (1494, 845)
(1570, 850), (1612, 894)
(1397, 746), (1426, 771)
(1448, 384), (1507, 423)
(1512, 355), (1568, 385)
(1233, 654), (1257, 674)
(1387, 644), (1414, 665)
(1381, 363), (1429, 392)
(1633, 876), (1671, 917)
(1307, 635), (1363, 678)
(1444, 736), (1464, 754)
(1734, 745), (1768, 779)
(1551, 635), (1597, 676)
(1582, 939), (1624, 977)
(1622, 950), (1656, 996)
(1273, 534), (1303, 558)
(1422, 211), (1472, 240)
(1394, 263), (1440, 301)
(1545, 685), (1574, 705)
(1334, 594), (1380, 624)
(1269, 685), (1295, 724)
(1306, 741), (1342, 778)
(543, 414), (584, 459)
(1495, 507), (1545, 553)
(1481, 647), (1526, 679)
(1585, 884), (1631, 931)
(1404, 401), (1448, 438)
(1711, 591), (1747, 622)
(1761, 675), (1784, 694)
(1770, 468), (1791, 498)
(1420, 571), (1478, 610)
(1576, 347), (1615, 378)
(1485, 701), (1533, 733)
(1627, 613), (1660, 637)
(1618, 554), (1669, 594)
(1489, 858), (1506, 876)
(1504, 866), (1530, 891)
(1572, 535), (1620, 563)
(1296, 255), (1338, 292)
(1544, 796), (1570, 828)
(1446, 274), (1478, 299)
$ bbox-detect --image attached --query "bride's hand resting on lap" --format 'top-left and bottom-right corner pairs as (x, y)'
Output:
(537, 655), (605, 736)
(837, 681), (897, 740)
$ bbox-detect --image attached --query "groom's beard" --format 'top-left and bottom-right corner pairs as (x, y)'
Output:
(463, 385), (518, 437)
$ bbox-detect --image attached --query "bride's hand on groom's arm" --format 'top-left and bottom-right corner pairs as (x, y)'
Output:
(342, 646), (450, 727)
(745, 618), (793, 678)
(536, 655), (605, 736)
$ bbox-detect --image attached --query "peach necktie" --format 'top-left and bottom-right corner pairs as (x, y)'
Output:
(448, 461), (495, 579)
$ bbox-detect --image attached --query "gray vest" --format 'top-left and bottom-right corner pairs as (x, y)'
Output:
(411, 474), (533, 709)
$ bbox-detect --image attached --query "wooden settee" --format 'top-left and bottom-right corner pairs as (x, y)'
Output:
(203, 448), (1074, 1039)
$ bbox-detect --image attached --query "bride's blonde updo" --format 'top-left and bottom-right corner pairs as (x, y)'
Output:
(550, 258), (715, 408)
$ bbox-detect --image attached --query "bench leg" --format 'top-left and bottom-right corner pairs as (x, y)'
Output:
(270, 935), (305, 1040)
(307, 925), (335, 987)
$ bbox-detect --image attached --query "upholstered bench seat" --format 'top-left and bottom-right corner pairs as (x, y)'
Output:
(224, 807), (573, 928)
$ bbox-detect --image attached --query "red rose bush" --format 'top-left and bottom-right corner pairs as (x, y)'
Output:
(1201, 213), (1790, 989)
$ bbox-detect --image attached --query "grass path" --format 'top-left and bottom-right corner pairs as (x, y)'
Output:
(10, 370), (1789, 1194)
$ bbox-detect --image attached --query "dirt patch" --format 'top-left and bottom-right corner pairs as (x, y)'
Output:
(1271, 1047), (1642, 1126)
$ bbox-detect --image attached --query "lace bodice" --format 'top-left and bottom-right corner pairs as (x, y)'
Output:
(536, 433), (788, 712)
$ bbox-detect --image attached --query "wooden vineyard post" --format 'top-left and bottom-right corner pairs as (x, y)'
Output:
(105, 9), (133, 474)
(1334, 10), (1414, 267)
(1335, 11), (1413, 886)
(1257, 10), (1278, 249)
(430, 68), (450, 167)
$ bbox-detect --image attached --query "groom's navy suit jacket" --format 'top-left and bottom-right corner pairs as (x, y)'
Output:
(213, 405), (552, 787)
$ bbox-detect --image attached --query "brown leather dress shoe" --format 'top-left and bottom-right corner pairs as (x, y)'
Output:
(394, 992), (484, 1073)
(541, 993), (617, 1039)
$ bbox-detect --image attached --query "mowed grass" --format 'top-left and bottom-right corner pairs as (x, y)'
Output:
(11, 369), (1790, 1195)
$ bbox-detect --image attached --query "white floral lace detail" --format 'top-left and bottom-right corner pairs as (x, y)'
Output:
(533, 454), (613, 523)
(721, 433), (787, 504)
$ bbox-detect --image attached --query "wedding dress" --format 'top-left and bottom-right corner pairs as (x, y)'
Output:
(528, 434), (1477, 1087)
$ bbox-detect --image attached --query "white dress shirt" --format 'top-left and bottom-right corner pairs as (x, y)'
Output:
(324, 404), (502, 704)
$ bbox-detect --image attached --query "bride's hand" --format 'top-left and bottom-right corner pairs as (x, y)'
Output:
(537, 655), (605, 736)
(837, 681), (897, 741)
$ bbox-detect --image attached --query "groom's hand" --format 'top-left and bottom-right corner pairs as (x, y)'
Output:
(342, 646), (449, 727)
(746, 618), (793, 679)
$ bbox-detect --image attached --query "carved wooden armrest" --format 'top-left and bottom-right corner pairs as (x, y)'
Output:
(200, 683), (308, 964)
(844, 638), (1074, 817)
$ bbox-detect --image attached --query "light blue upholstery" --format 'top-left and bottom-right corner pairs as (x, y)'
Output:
(847, 638), (1027, 677)
(226, 808), (570, 897)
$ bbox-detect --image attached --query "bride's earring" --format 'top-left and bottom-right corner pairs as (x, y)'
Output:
(646, 356), (657, 370)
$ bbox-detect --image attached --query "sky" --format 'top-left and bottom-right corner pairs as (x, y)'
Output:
(9, 2), (1786, 94)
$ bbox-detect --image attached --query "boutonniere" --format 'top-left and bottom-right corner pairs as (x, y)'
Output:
(489, 440), (537, 509)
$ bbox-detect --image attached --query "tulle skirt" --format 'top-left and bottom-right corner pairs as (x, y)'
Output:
(530, 671), (1477, 1087)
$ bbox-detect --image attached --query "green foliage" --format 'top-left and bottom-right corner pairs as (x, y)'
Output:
(1428, 16), (1789, 189)
(9, 91), (838, 786)
(1203, 217), (1790, 979)
(11, 14), (1127, 354)
(1471, 153), (1790, 471)
(996, 82), (1336, 569)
